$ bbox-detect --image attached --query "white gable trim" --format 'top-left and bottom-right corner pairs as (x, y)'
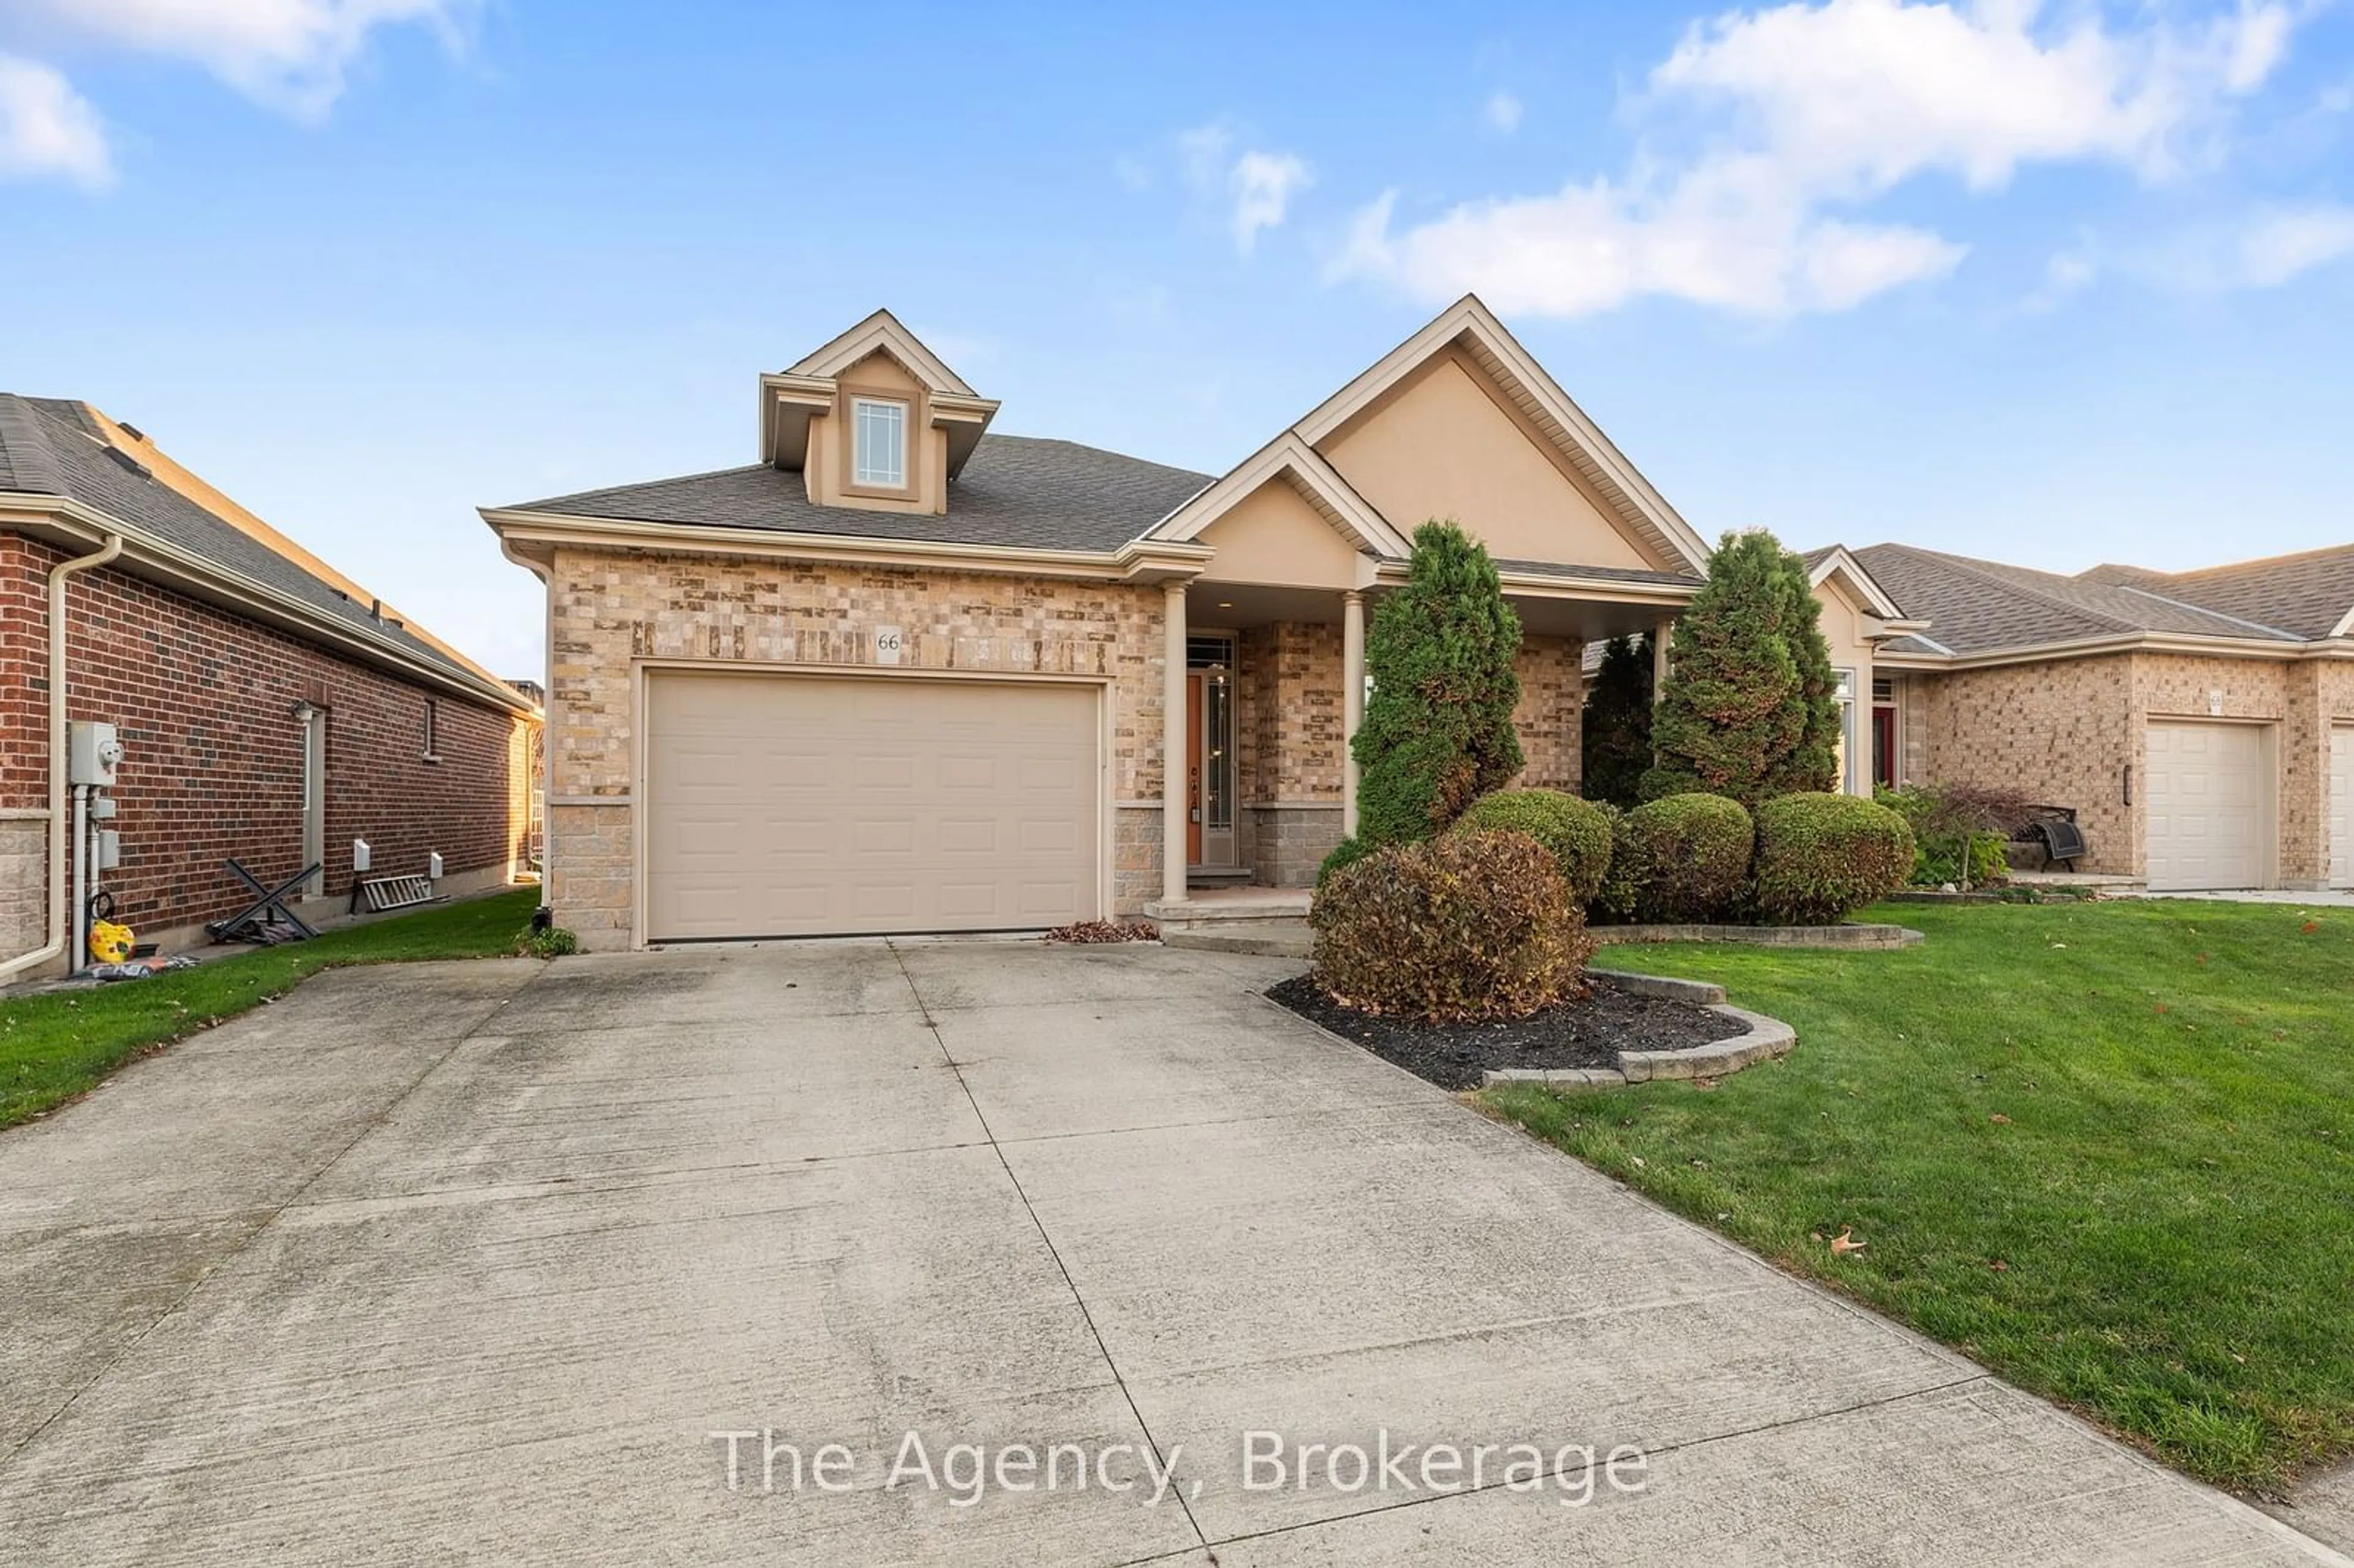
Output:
(785, 308), (978, 395)
(1292, 295), (1713, 575)
(1150, 432), (1413, 558)
(1808, 546), (1912, 622)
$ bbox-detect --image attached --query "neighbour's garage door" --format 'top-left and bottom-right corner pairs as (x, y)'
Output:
(2332, 728), (2353, 888)
(646, 671), (1100, 940)
(2144, 721), (2268, 892)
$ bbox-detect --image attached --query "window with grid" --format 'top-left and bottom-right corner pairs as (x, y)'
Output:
(852, 398), (907, 487)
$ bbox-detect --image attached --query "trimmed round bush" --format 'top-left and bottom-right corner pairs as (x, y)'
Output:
(1611, 793), (1753, 924)
(1752, 792), (1916, 925)
(1450, 789), (1613, 907)
(1309, 830), (1595, 1022)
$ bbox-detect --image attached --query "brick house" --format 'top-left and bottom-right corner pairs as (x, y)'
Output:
(1848, 544), (2354, 891)
(1, 397), (541, 980)
(486, 297), (1721, 949)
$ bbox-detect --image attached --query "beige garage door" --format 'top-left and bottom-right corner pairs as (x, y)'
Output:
(646, 671), (1100, 940)
(2144, 721), (2268, 892)
(2331, 728), (2353, 888)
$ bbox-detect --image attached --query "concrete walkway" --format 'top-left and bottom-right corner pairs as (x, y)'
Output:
(0, 942), (2341, 1566)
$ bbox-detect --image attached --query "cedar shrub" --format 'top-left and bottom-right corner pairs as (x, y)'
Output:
(1350, 520), (1524, 847)
(1580, 632), (1655, 809)
(1642, 530), (1835, 807)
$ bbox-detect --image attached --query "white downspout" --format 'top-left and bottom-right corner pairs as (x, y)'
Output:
(0, 532), (125, 983)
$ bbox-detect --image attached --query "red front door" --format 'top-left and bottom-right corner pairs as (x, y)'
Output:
(1872, 706), (1898, 790)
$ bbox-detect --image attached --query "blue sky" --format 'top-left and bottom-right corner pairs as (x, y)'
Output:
(4, 1), (2351, 680)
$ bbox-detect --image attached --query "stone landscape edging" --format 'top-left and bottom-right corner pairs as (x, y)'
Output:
(1590, 922), (1921, 950)
(1482, 976), (1796, 1090)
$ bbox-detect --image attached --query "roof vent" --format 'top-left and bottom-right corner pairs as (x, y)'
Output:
(103, 445), (150, 479)
(116, 421), (145, 441)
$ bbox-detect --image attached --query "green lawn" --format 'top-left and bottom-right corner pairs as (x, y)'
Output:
(0, 888), (542, 1131)
(1485, 898), (2354, 1496)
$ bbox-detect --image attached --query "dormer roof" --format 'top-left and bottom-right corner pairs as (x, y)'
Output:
(758, 308), (1000, 478)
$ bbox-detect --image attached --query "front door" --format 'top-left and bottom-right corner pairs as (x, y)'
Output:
(1186, 676), (1203, 866)
(1186, 666), (1237, 869)
(1872, 706), (1898, 791)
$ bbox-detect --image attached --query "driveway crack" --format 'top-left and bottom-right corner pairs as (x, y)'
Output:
(887, 938), (1214, 1558)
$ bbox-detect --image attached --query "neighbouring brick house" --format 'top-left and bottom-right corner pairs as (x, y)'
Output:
(1, 397), (541, 980)
(1841, 543), (2354, 892)
(486, 297), (1717, 949)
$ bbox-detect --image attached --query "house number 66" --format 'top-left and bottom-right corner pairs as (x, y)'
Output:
(874, 626), (904, 666)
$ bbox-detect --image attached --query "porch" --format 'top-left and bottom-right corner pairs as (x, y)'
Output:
(1154, 569), (1689, 901)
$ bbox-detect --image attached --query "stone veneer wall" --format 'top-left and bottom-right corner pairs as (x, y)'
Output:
(1904, 652), (2352, 884)
(1239, 621), (1346, 887)
(1510, 635), (1585, 793)
(1230, 625), (1586, 887)
(0, 816), (40, 962)
(547, 546), (1168, 948)
(1908, 657), (2140, 876)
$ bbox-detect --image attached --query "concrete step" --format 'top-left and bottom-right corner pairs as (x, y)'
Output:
(1143, 891), (1311, 938)
(1160, 920), (1311, 959)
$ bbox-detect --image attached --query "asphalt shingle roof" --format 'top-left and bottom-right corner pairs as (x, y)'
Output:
(2080, 549), (2354, 642)
(1852, 543), (2296, 655)
(506, 434), (1214, 555)
(0, 394), (512, 699)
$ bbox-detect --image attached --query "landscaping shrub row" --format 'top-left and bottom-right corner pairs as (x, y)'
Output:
(1309, 786), (1913, 1023)
(1434, 785), (1916, 927)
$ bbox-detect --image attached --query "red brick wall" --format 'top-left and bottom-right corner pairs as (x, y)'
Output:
(2, 532), (532, 934)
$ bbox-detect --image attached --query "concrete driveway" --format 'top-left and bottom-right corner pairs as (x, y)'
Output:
(0, 940), (2340, 1566)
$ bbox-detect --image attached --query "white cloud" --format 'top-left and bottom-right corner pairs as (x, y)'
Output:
(1484, 90), (1523, 134)
(16, 0), (471, 119)
(1230, 150), (1313, 253)
(2230, 204), (2354, 285)
(1178, 119), (1313, 254)
(0, 53), (110, 187)
(2043, 247), (2098, 294)
(1338, 0), (2310, 318)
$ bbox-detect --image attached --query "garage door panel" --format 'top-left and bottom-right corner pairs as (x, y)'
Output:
(647, 672), (1099, 940)
(2146, 721), (2268, 892)
(2331, 730), (2352, 888)
(938, 753), (1000, 791)
(937, 818), (1000, 855)
(937, 883), (1005, 919)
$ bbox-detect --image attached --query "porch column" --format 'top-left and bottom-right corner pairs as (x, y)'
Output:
(1652, 614), (1674, 699)
(1341, 590), (1366, 840)
(1162, 579), (1188, 904)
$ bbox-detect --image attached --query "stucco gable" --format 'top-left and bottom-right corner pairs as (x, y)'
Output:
(1316, 350), (1663, 574)
(1195, 474), (1366, 589)
(1290, 295), (1712, 574)
(1149, 432), (1409, 562)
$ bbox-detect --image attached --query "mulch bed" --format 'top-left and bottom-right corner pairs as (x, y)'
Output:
(1266, 975), (1750, 1092)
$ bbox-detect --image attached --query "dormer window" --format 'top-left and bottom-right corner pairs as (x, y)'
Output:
(851, 397), (908, 489)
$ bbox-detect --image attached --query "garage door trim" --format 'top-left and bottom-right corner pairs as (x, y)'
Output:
(632, 659), (1114, 945)
(2142, 715), (2276, 893)
(2331, 725), (2354, 889)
